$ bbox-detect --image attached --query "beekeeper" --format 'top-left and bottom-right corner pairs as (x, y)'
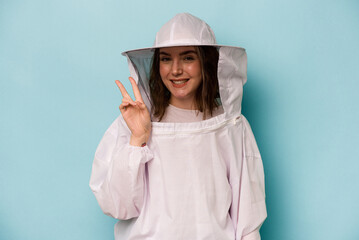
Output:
(89, 13), (267, 240)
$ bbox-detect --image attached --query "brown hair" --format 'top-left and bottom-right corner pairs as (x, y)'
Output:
(149, 46), (220, 121)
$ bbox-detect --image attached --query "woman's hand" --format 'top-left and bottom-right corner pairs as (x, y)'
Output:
(115, 77), (151, 147)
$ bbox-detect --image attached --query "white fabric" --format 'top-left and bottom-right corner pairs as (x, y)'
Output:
(159, 104), (224, 122)
(89, 13), (267, 240)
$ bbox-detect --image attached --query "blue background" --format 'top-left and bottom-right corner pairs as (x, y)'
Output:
(1, 0), (359, 239)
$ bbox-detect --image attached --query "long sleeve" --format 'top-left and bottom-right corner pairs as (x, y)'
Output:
(89, 116), (154, 220)
(230, 116), (267, 240)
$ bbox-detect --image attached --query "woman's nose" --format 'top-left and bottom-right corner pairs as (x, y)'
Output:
(171, 59), (183, 76)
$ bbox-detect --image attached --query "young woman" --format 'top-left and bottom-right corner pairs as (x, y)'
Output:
(90, 13), (267, 240)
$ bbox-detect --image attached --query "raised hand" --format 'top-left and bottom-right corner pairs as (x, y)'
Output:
(115, 77), (151, 147)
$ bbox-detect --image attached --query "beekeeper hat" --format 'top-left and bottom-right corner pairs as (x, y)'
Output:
(122, 12), (244, 55)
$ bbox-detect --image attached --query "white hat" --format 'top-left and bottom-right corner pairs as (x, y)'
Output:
(122, 13), (244, 55)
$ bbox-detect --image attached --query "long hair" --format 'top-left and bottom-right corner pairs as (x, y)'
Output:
(149, 46), (220, 121)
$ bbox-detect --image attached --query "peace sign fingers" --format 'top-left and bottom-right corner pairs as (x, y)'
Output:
(116, 77), (144, 102)
(114, 77), (151, 146)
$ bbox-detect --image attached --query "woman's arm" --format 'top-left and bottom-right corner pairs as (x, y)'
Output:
(230, 116), (267, 240)
(89, 116), (153, 219)
(89, 77), (153, 219)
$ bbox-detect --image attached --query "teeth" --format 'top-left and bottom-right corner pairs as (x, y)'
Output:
(172, 80), (188, 84)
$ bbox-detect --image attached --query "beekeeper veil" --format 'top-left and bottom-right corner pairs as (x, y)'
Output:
(122, 13), (247, 120)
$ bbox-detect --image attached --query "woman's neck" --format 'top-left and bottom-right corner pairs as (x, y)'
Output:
(169, 97), (197, 110)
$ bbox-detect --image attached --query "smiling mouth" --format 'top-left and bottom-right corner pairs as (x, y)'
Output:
(171, 79), (189, 85)
(170, 79), (189, 88)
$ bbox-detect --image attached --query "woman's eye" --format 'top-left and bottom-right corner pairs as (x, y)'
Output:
(160, 57), (171, 62)
(184, 56), (195, 61)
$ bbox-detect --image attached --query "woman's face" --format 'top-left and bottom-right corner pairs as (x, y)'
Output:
(159, 46), (202, 109)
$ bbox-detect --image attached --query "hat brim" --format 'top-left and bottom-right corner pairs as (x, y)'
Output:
(121, 43), (245, 56)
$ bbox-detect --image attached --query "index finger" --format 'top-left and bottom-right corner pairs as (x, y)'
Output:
(115, 80), (131, 99)
(129, 77), (144, 102)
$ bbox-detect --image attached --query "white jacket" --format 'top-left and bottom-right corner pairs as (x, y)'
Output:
(90, 13), (267, 240)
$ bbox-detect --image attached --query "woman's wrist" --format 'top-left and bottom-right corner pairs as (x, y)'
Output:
(130, 135), (148, 147)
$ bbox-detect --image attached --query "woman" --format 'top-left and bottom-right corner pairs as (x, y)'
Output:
(90, 13), (267, 240)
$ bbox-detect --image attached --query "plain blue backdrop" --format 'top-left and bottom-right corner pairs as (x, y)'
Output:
(1, 0), (359, 239)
